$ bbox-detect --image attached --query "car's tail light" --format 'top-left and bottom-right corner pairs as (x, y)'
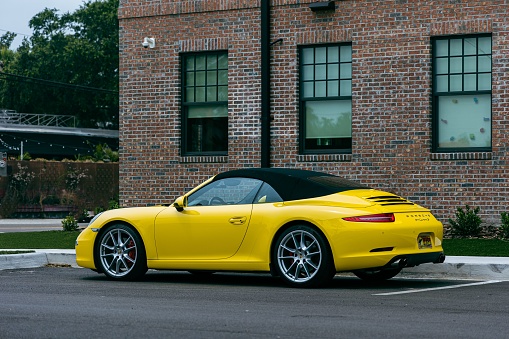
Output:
(343, 213), (395, 222)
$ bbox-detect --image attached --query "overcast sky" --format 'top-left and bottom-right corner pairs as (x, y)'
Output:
(0, 0), (87, 49)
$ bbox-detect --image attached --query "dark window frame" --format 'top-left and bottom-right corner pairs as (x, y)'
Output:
(181, 50), (228, 156)
(431, 34), (492, 153)
(298, 43), (353, 155)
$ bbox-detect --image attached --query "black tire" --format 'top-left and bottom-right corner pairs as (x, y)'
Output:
(353, 268), (402, 282)
(272, 225), (335, 288)
(95, 224), (147, 281)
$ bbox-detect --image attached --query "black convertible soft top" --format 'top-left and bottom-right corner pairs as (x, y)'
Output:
(213, 168), (370, 201)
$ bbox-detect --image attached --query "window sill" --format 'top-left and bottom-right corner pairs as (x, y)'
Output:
(297, 154), (352, 162)
(179, 155), (228, 163)
(430, 152), (492, 161)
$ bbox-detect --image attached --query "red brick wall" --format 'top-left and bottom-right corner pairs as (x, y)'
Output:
(118, 0), (509, 224)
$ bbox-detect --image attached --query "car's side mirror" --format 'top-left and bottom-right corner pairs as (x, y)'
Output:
(173, 196), (187, 212)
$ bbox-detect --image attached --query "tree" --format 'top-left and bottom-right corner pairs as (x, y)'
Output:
(0, 32), (16, 50)
(0, 0), (119, 128)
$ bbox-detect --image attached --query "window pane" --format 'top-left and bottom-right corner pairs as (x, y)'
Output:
(303, 82), (314, 98)
(218, 70), (228, 85)
(327, 64), (339, 80)
(340, 63), (352, 79)
(478, 55), (491, 72)
(328, 46), (339, 62)
(303, 65), (314, 81)
(327, 80), (338, 97)
(478, 37), (491, 54)
(450, 39), (462, 56)
(450, 75), (462, 91)
(195, 87), (206, 102)
(340, 45), (352, 62)
(450, 57), (462, 73)
(438, 94), (491, 148)
(186, 88), (194, 102)
(464, 38), (476, 55)
(315, 65), (327, 80)
(186, 72), (195, 86)
(186, 56), (195, 71)
(207, 55), (217, 69)
(196, 71), (206, 86)
(315, 47), (326, 63)
(196, 55), (206, 70)
(207, 71), (217, 85)
(186, 114), (228, 153)
(218, 86), (228, 101)
(302, 48), (314, 64)
(436, 58), (448, 74)
(340, 80), (352, 96)
(207, 87), (217, 101)
(188, 105), (228, 118)
(435, 40), (448, 57)
(464, 74), (476, 91)
(464, 56), (476, 73)
(218, 54), (228, 69)
(478, 73), (491, 90)
(315, 81), (326, 97)
(305, 100), (352, 138)
(436, 75), (448, 92)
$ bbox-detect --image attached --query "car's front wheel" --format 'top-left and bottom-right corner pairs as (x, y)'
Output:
(96, 224), (147, 280)
(272, 225), (335, 288)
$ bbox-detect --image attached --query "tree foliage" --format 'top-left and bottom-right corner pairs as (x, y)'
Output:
(0, 0), (119, 128)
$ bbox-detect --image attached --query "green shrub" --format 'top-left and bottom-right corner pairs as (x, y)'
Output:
(500, 212), (509, 239)
(61, 214), (79, 232)
(448, 205), (482, 237)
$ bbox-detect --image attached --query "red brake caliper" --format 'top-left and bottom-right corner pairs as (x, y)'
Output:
(127, 240), (136, 266)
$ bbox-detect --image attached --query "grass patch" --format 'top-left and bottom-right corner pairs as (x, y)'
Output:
(0, 231), (80, 249)
(443, 238), (509, 257)
(0, 231), (508, 257)
(0, 250), (35, 255)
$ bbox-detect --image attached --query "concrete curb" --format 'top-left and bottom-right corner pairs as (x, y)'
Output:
(400, 256), (509, 281)
(0, 250), (78, 270)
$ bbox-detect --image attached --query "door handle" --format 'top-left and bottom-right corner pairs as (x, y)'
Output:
(229, 216), (247, 225)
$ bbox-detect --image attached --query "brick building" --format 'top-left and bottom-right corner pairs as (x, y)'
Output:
(118, 0), (508, 223)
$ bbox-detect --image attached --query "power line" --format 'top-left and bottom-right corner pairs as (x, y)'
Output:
(0, 71), (118, 94)
(0, 28), (30, 37)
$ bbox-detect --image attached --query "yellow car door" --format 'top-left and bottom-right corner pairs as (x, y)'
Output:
(154, 177), (262, 260)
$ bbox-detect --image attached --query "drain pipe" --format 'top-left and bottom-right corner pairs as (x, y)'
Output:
(260, 0), (271, 168)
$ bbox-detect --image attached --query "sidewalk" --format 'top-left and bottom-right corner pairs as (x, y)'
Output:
(1, 249), (508, 281)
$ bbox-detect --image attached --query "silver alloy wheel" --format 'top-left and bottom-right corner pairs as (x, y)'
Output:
(277, 229), (322, 283)
(99, 227), (138, 278)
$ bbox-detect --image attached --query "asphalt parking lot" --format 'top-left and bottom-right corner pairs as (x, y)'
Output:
(1, 267), (509, 338)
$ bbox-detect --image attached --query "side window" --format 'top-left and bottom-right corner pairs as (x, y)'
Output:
(432, 35), (492, 152)
(187, 178), (262, 206)
(299, 43), (352, 154)
(255, 183), (283, 204)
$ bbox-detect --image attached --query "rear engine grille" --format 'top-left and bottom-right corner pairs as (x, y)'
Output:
(365, 195), (415, 206)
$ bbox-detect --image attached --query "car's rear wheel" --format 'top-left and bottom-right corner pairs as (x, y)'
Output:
(96, 224), (147, 280)
(273, 225), (335, 288)
(353, 268), (402, 282)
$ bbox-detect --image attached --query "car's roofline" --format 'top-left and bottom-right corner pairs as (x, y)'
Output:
(213, 168), (369, 201)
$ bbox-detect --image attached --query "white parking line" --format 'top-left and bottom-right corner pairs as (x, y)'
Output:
(373, 280), (503, 296)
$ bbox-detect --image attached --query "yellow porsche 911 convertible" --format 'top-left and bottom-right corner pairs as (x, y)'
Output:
(75, 168), (445, 287)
